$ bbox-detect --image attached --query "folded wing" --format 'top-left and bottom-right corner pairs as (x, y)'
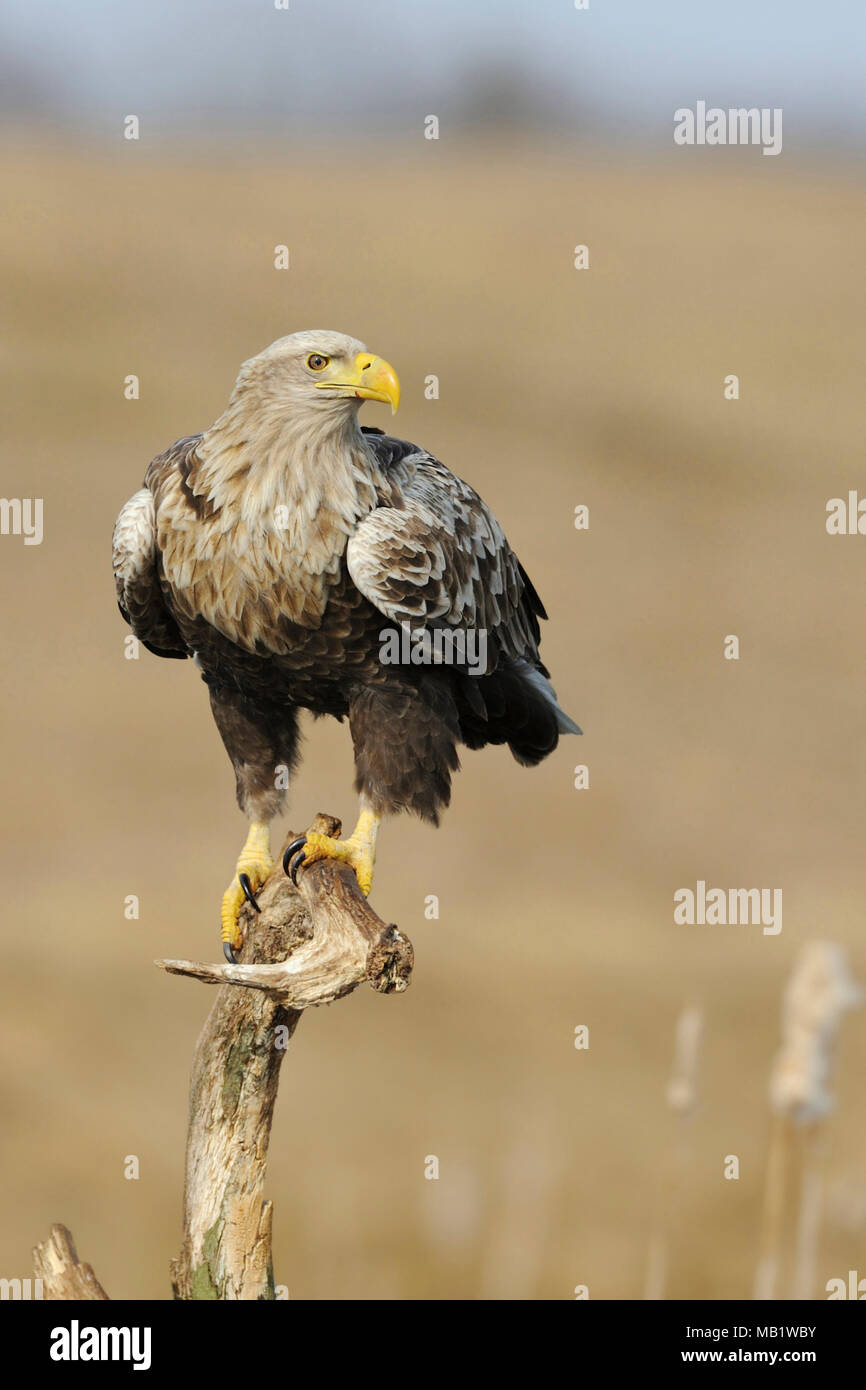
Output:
(347, 450), (546, 671)
(112, 487), (189, 659)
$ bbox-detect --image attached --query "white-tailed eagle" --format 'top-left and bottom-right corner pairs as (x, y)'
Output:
(112, 331), (580, 960)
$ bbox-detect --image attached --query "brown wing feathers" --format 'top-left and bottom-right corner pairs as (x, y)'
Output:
(113, 422), (577, 826)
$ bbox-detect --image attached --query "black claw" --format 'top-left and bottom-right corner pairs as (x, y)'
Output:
(283, 837), (307, 878)
(238, 872), (261, 913)
(224, 941), (239, 964)
(288, 850), (307, 885)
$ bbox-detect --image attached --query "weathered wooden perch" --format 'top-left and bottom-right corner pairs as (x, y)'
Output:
(33, 1224), (109, 1300)
(157, 814), (412, 1008)
(157, 813), (413, 1300)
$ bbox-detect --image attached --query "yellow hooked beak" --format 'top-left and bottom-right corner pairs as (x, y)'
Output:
(316, 352), (401, 414)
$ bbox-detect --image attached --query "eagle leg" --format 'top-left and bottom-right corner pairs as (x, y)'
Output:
(220, 820), (274, 962)
(282, 805), (380, 898)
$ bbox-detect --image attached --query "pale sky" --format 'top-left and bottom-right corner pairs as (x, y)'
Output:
(3, 0), (864, 145)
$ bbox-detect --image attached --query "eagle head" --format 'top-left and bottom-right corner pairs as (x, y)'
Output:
(231, 330), (401, 421)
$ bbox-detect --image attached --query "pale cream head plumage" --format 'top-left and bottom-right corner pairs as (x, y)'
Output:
(227, 330), (401, 425)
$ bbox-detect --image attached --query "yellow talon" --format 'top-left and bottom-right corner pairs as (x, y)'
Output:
(294, 807), (380, 897)
(220, 820), (274, 956)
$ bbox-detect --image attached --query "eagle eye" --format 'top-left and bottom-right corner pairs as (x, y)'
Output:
(306, 353), (330, 371)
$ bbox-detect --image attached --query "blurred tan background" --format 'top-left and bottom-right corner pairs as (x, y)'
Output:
(2, 6), (866, 1298)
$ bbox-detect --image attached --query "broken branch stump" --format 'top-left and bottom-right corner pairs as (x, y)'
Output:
(32, 1224), (109, 1301)
(157, 813), (413, 1300)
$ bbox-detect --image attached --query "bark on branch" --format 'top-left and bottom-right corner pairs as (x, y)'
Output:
(157, 814), (413, 1300)
(32, 1224), (109, 1301)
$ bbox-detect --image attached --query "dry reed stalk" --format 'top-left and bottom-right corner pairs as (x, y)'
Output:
(478, 1103), (560, 1301)
(754, 942), (860, 1301)
(792, 1123), (826, 1301)
(644, 1003), (703, 1300)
